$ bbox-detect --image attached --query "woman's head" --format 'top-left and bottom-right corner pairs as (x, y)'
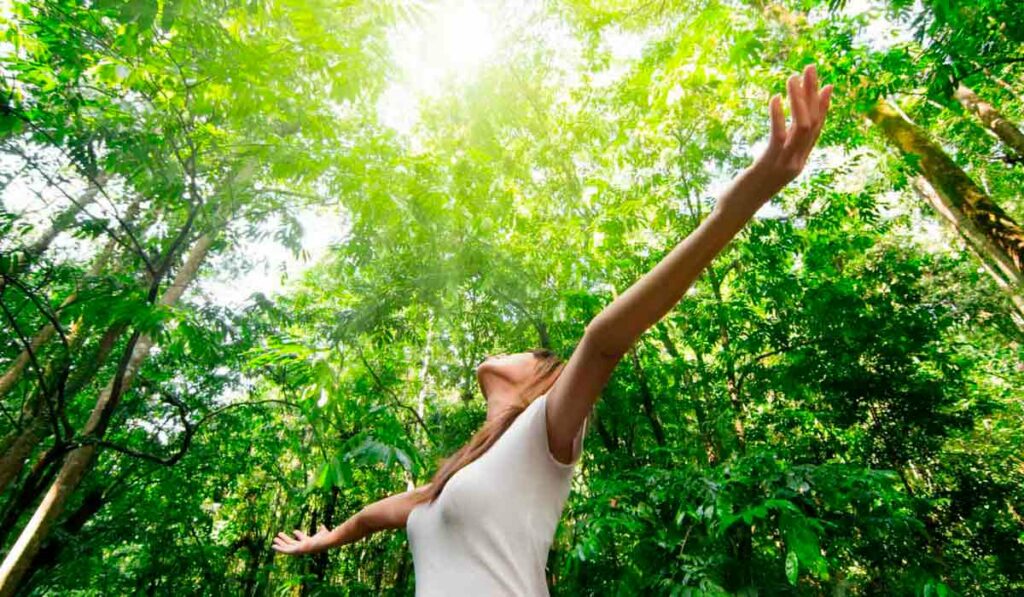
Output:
(475, 348), (563, 410)
(413, 347), (564, 506)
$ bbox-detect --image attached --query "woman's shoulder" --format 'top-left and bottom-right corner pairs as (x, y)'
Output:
(522, 392), (583, 473)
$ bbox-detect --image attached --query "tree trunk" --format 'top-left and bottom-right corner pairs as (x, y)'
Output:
(910, 176), (1024, 327)
(21, 487), (106, 588)
(867, 98), (1024, 281)
(0, 417), (48, 500)
(592, 409), (618, 452)
(0, 198), (140, 495)
(0, 231), (216, 595)
(0, 447), (59, 546)
(708, 264), (746, 453)
(0, 335), (49, 410)
(0, 242), (124, 494)
(0, 322), (128, 496)
(394, 545), (411, 593)
(0, 195), (134, 403)
(953, 83), (1024, 161)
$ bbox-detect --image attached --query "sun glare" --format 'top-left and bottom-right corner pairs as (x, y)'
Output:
(391, 1), (498, 94)
(379, 0), (504, 134)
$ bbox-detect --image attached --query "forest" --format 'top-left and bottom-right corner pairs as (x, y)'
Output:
(0, 0), (1022, 594)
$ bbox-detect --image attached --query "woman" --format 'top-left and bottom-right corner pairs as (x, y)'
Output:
(273, 65), (834, 594)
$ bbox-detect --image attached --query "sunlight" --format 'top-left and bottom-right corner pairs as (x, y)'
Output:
(382, 0), (497, 112)
(393, 1), (498, 94)
(379, 0), (503, 134)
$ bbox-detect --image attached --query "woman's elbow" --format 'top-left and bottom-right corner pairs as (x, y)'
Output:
(584, 318), (628, 359)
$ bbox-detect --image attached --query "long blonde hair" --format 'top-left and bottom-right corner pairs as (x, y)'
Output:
(412, 348), (564, 505)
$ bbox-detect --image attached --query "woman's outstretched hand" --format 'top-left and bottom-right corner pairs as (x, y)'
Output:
(272, 524), (335, 556)
(746, 64), (834, 203)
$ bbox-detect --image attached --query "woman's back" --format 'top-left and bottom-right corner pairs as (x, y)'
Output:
(406, 392), (584, 596)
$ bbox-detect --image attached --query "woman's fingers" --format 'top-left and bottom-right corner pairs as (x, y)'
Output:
(768, 93), (786, 150)
(803, 83), (834, 157)
(273, 532), (304, 554)
(820, 84), (833, 119)
(803, 64), (818, 123)
(756, 65), (833, 185)
(786, 74), (810, 141)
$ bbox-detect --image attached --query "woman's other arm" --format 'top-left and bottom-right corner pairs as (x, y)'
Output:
(272, 484), (431, 556)
(545, 66), (832, 463)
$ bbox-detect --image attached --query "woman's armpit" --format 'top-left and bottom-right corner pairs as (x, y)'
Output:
(539, 394), (585, 470)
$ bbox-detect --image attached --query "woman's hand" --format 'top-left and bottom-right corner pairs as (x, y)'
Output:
(272, 524), (335, 556)
(746, 64), (834, 203)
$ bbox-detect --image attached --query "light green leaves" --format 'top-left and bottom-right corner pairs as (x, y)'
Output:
(785, 549), (799, 585)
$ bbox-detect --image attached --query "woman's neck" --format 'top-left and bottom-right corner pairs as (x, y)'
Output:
(484, 385), (522, 424)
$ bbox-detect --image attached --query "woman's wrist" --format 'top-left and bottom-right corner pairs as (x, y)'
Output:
(319, 514), (366, 551)
(712, 163), (782, 221)
(324, 526), (346, 550)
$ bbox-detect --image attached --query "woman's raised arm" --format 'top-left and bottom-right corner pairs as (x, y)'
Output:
(589, 65), (832, 357)
(545, 65), (833, 462)
(272, 484), (431, 556)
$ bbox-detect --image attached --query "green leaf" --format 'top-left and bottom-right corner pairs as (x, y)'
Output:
(780, 511), (830, 581)
(785, 550), (799, 586)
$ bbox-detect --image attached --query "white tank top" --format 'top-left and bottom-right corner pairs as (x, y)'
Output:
(406, 392), (585, 596)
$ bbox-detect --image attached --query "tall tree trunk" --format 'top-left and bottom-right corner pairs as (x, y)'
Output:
(0, 198), (140, 497)
(416, 314), (433, 422)
(0, 195), (135, 404)
(0, 237), (125, 495)
(300, 506), (321, 597)
(591, 409), (618, 452)
(953, 83), (1024, 161)
(20, 487), (106, 588)
(0, 337), (48, 411)
(0, 231), (216, 595)
(394, 545), (411, 594)
(867, 98), (1024, 281)
(708, 264), (746, 453)
(412, 313), (434, 487)
(305, 487), (339, 593)
(0, 322), (128, 497)
(0, 417), (48, 500)
(0, 184), (108, 411)
(910, 176), (1024, 327)
(0, 447), (59, 546)
(236, 537), (261, 597)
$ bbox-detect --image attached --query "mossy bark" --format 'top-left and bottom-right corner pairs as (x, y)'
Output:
(868, 98), (1024, 286)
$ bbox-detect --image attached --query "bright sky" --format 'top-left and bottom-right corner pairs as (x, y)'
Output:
(192, 206), (348, 309)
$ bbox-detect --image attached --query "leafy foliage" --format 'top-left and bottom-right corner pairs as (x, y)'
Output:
(0, 0), (1022, 595)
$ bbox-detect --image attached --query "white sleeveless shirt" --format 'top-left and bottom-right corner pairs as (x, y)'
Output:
(406, 392), (585, 596)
